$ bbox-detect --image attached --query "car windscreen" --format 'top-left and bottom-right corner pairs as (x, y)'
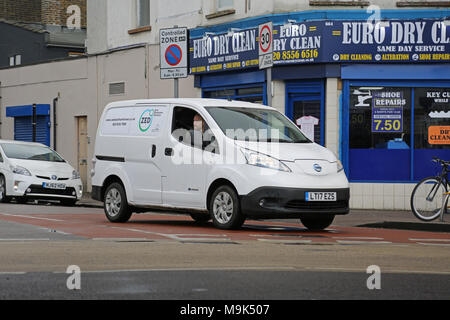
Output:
(205, 107), (311, 143)
(1, 143), (65, 162)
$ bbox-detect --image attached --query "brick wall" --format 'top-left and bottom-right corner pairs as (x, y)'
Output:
(41, 0), (87, 27)
(0, 0), (43, 23)
(0, 0), (86, 27)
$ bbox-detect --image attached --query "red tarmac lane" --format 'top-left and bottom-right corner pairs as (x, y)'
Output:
(0, 211), (449, 246)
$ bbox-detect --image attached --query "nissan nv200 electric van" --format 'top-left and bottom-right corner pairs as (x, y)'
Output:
(91, 99), (350, 230)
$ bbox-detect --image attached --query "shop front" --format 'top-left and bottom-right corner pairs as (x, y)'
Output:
(188, 9), (450, 209)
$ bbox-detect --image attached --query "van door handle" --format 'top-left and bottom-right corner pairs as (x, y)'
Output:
(164, 147), (173, 156)
(151, 145), (156, 158)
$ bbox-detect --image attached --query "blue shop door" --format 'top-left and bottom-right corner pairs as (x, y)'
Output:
(287, 95), (324, 145)
(14, 116), (51, 147)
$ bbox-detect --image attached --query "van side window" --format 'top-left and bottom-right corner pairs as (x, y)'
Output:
(172, 106), (219, 154)
(0, 152), (3, 163)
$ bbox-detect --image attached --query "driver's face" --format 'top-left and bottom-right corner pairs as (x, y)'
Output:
(193, 115), (203, 131)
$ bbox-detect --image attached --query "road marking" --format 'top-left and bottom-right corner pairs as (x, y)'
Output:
(416, 242), (450, 247)
(0, 213), (63, 222)
(409, 238), (450, 242)
(108, 226), (231, 242)
(0, 238), (50, 241)
(332, 237), (384, 240)
(0, 272), (27, 275)
(257, 239), (312, 244)
(336, 240), (392, 245)
(91, 238), (153, 242)
(52, 266), (298, 274)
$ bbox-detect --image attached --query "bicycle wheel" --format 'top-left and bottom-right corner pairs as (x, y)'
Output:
(410, 177), (446, 221)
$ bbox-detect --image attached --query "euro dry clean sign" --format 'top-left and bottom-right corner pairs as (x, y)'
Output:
(189, 19), (450, 74)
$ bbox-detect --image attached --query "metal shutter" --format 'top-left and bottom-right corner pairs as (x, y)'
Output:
(14, 116), (50, 146)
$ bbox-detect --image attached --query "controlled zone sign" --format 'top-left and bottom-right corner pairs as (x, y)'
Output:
(160, 27), (188, 79)
(258, 22), (273, 69)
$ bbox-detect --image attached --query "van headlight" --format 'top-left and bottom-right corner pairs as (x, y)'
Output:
(337, 160), (344, 172)
(10, 166), (31, 176)
(72, 170), (81, 179)
(241, 149), (291, 172)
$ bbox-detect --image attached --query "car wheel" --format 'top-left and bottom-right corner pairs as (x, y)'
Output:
(189, 212), (211, 223)
(104, 182), (132, 223)
(0, 175), (11, 203)
(209, 185), (245, 230)
(300, 215), (335, 231)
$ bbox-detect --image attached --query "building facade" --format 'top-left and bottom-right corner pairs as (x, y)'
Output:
(0, 0), (86, 68)
(0, 0), (449, 210)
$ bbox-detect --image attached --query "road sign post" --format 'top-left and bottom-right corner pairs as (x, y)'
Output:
(258, 22), (273, 106)
(160, 27), (188, 98)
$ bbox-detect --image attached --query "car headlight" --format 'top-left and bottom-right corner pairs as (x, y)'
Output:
(10, 166), (31, 176)
(241, 148), (291, 172)
(72, 170), (81, 179)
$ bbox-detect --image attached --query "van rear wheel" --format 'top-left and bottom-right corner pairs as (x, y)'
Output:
(104, 183), (132, 223)
(300, 215), (334, 231)
(209, 185), (245, 230)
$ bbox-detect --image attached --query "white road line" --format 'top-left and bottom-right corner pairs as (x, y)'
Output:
(0, 272), (27, 275)
(332, 237), (384, 240)
(336, 240), (392, 245)
(409, 238), (450, 242)
(416, 242), (450, 247)
(109, 226), (230, 242)
(0, 238), (50, 241)
(91, 238), (152, 241)
(0, 213), (63, 222)
(257, 239), (312, 244)
(173, 234), (228, 237)
(178, 238), (232, 242)
(52, 266), (297, 274)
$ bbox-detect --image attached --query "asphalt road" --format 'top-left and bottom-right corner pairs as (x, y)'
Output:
(1, 269), (449, 300)
(0, 201), (449, 300)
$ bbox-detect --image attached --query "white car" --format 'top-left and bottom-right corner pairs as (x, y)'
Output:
(0, 140), (83, 205)
(92, 99), (350, 230)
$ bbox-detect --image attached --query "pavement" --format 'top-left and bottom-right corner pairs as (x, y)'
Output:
(76, 193), (450, 233)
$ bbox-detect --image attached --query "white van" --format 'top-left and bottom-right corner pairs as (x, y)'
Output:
(92, 99), (350, 230)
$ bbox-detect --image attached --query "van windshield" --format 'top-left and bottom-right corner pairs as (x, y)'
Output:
(205, 107), (311, 143)
(1, 143), (65, 162)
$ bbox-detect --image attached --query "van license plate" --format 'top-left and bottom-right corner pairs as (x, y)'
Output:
(43, 182), (66, 190)
(306, 192), (336, 201)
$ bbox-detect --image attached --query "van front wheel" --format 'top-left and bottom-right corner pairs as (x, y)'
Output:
(104, 183), (132, 223)
(209, 185), (245, 230)
(300, 215), (334, 231)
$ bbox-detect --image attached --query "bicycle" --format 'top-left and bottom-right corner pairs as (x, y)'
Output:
(410, 157), (450, 222)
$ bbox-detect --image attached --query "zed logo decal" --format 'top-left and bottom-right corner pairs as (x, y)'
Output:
(139, 109), (154, 132)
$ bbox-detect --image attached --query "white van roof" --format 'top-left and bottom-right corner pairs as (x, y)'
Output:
(104, 98), (276, 111)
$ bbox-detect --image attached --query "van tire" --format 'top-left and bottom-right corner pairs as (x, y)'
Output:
(189, 212), (211, 223)
(209, 185), (245, 230)
(104, 182), (132, 223)
(300, 215), (334, 231)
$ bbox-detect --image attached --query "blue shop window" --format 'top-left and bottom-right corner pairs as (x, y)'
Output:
(346, 84), (450, 182)
(413, 87), (450, 180)
(348, 87), (412, 181)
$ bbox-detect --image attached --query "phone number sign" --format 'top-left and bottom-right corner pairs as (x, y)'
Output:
(371, 91), (404, 133)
